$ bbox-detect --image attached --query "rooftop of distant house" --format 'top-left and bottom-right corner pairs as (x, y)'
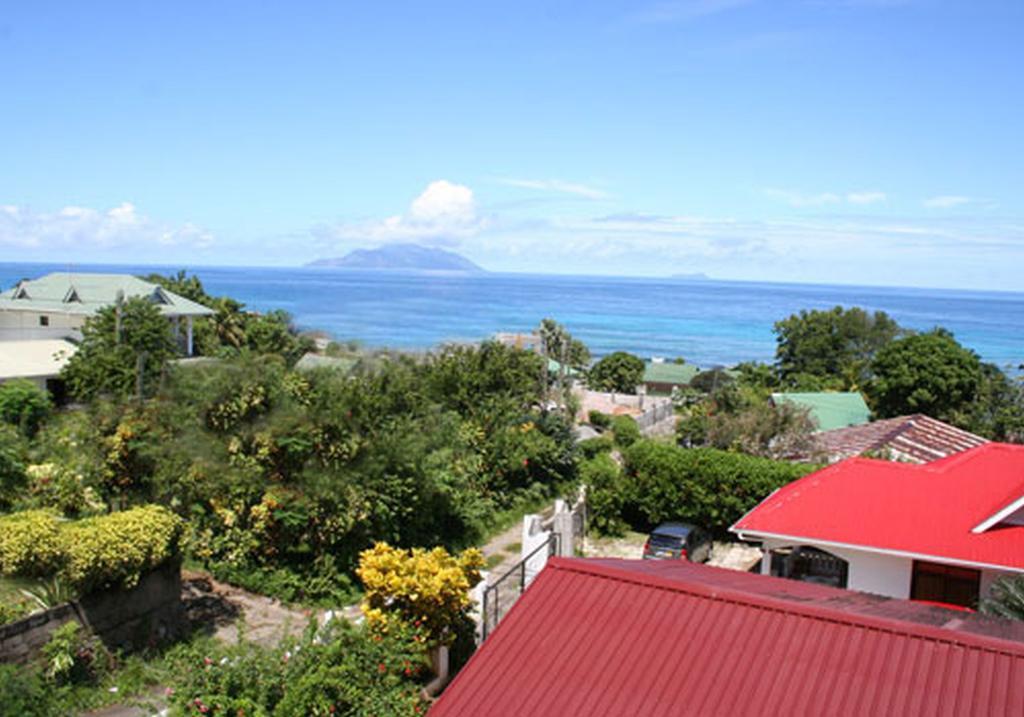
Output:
(0, 273), (213, 318)
(770, 391), (871, 431)
(733, 442), (1024, 572)
(642, 361), (699, 386)
(0, 339), (77, 380)
(432, 557), (1024, 716)
(810, 413), (988, 463)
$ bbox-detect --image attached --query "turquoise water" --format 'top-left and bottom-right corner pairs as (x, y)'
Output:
(2, 263), (1022, 370)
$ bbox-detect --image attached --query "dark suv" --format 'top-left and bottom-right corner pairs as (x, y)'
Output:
(642, 522), (712, 563)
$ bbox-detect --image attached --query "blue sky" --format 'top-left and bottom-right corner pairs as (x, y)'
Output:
(0, 1), (1021, 289)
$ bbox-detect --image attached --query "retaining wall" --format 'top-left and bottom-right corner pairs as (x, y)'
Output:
(0, 561), (185, 664)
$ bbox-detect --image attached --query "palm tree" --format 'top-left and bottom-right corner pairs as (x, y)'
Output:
(980, 576), (1024, 621)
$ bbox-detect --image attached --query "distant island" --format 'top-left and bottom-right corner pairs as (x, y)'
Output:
(670, 272), (711, 281)
(307, 244), (485, 273)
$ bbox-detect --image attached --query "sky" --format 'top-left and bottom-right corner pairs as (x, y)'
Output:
(0, 0), (1022, 290)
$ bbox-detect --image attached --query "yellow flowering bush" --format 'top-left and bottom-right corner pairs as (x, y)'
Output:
(63, 505), (183, 592)
(0, 510), (64, 577)
(357, 542), (484, 646)
(0, 505), (182, 593)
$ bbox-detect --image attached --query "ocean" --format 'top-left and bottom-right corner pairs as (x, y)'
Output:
(2, 263), (1022, 370)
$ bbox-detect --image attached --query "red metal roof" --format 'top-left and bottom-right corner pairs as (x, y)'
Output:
(733, 442), (1024, 570)
(431, 558), (1024, 716)
(810, 413), (988, 464)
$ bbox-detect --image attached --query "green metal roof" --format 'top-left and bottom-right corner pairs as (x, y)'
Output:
(0, 273), (214, 318)
(547, 358), (580, 377)
(770, 392), (872, 432)
(642, 362), (699, 385)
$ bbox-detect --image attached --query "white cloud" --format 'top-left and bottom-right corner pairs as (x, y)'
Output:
(922, 195), (975, 209)
(497, 178), (610, 200)
(846, 191), (887, 205)
(764, 188), (842, 207)
(320, 180), (488, 247)
(765, 188), (888, 207)
(0, 202), (213, 250)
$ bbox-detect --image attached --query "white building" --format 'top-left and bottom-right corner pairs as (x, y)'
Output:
(0, 273), (213, 355)
(732, 443), (1024, 608)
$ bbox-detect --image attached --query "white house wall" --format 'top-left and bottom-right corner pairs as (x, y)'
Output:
(0, 311), (84, 342)
(760, 538), (1018, 601)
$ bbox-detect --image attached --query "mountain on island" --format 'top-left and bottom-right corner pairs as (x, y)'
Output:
(307, 244), (485, 273)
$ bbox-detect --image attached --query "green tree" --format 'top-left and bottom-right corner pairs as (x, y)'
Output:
(0, 425), (27, 510)
(0, 379), (52, 437)
(980, 575), (1024, 621)
(774, 306), (902, 389)
(868, 330), (983, 425)
(588, 351), (644, 393)
(538, 318), (590, 369)
(61, 297), (177, 401)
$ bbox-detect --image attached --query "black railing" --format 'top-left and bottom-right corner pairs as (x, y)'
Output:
(481, 533), (559, 641)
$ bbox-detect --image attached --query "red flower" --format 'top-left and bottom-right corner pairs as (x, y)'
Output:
(378, 662), (387, 674)
(522, 459), (529, 466)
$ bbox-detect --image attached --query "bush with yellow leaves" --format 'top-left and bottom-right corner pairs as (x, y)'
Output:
(357, 542), (484, 647)
(0, 505), (182, 593)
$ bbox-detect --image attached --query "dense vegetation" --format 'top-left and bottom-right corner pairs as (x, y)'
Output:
(588, 351), (645, 393)
(0, 275), (579, 604)
(584, 438), (814, 536)
(677, 306), (1023, 447)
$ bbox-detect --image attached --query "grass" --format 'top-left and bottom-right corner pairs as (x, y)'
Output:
(0, 575), (34, 603)
(484, 554), (505, 571)
(503, 541), (521, 555)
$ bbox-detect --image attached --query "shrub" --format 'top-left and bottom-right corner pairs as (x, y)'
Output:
(0, 505), (183, 593)
(579, 454), (626, 535)
(357, 542), (483, 647)
(611, 415), (640, 448)
(577, 435), (614, 459)
(62, 505), (183, 592)
(0, 425), (27, 510)
(0, 664), (61, 716)
(0, 510), (65, 577)
(587, 410), (611, 429)
(166, 622), (427, 717)
(609, 441), (814, 535)
(0, 379), (52, 438)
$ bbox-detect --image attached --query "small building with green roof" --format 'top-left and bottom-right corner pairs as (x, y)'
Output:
(0, 272), (213, 355)
(642, 361), (700, 395)
(770, 391), (872, 432)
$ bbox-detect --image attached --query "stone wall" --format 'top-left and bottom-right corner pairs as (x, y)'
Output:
(0, 561), (185, 665)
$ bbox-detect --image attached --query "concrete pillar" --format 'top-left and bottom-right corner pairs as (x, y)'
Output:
(553, 511), (575, 558)
(186, 316), (194, 356)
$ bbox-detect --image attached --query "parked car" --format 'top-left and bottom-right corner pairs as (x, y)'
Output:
(642, 522), (712, 562)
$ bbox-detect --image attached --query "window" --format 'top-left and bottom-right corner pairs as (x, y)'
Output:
(770, 546), (849, 588)
(39, 315), (49, 327)
(911, 561), (980, 608)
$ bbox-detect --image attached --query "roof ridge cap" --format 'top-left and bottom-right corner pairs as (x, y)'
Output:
(548, 558), (1024, 657)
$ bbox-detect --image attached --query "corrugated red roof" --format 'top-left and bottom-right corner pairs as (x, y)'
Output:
(733, 442), (1024, 570)
(809, 413), (988, 463)
(431, 558), (1024, 716)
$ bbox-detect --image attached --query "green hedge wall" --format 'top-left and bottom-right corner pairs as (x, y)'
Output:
(0, 505), (182, 592)
(615, 441), (815, 535)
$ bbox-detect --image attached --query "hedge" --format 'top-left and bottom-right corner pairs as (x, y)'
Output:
(0, 505), (182, 592)
(609, 441), (815, 535)
(0, 510), (64, 578)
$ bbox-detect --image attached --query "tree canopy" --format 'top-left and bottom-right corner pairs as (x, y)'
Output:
(774, 306), (903, 389)
(588, 351), (644, 393)
(869, 329), (983, 424)
(61, 297), (177, 401)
